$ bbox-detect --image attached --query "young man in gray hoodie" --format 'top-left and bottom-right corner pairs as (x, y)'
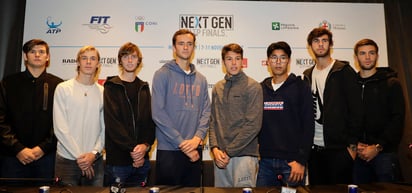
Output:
(209, 43), (263, 187)
(151, 29), (211, 186)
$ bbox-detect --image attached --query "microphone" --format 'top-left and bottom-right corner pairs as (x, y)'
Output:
(277, 174), (288, 187)
(277, 174), (298, 193)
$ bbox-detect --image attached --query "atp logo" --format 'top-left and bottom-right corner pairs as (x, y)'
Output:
(46, 17), (62, 34)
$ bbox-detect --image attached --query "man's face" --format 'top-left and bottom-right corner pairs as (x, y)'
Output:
(356, 45), (378, 71)
(268, 49), (289, 77)
(223, 51), (243, 76)
(23, 45), (49, 69)
(121, 51), (139, 73)
(78, 50), (100, 76)
(310, 34), (331, 57)
(173, 34), (195, 61)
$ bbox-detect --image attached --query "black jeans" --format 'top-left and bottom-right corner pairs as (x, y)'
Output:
(308, 147), (354, 185)
(155, 148), (202, 186)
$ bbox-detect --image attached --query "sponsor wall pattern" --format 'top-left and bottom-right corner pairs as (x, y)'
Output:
(24, 0), (387, 160)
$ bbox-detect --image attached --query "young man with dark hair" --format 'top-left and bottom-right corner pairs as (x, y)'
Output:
(353, 38), (404, 183)
(0, 39), (63, 185)
(209, 43), (263, 187)
(104, 42), (155, 187)
(257, 41), (314, 187)
(303, 27), (361, 185)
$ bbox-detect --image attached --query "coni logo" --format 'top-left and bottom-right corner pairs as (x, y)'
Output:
(272, 22), (280, 30)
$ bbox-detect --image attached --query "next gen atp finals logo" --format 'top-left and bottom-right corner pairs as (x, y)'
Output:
(179, 14), (234, 37)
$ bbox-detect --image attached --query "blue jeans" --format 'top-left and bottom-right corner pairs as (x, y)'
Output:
(353, 152), (401, 184)
(256, 158), (305, 187)
(0, 152), (55, 186)
(55, 154), (104, 186)
(104, 158), (150, 187)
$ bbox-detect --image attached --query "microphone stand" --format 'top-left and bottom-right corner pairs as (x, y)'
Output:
(199, 145), (204, 193)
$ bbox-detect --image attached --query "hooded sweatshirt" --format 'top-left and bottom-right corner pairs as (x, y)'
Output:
(151, 60), (211, 151)
(259, 74), (314, 165)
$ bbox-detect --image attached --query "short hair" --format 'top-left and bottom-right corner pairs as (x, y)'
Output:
(354, 38), (379, 56)
(118, 42), (142, 68)
(76, 45), (100, 79)
(172, 29), (196, 45)
(307, 27), (334, 46)
(22, 39), (50, 67)
(266, 41), (292, 58)
(221, 43), (243, 60)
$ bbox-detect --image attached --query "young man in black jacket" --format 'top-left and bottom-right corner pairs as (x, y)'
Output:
(303, 28), (362, 185)
(353, 38), (404, 183)
(104, 42), (155, 187)
(0, 39), (63, 185)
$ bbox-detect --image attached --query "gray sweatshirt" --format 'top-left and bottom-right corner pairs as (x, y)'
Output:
(209, 71), (263, 157)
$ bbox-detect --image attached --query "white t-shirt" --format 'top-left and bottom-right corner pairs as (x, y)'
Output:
(311, 60), (334, 147)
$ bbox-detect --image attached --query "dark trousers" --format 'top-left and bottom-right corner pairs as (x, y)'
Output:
(104, 158), (151, 187)
(155, 149), (202, 187)
(55, 154), (104, 186)
(308, 146), (354, 185)
(0, 152), (55, 186)
(353, 152), (401, 184)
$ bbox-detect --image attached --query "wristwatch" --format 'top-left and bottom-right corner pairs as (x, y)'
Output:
(92, 150), (101, 160)
(349, 144), (357, 152)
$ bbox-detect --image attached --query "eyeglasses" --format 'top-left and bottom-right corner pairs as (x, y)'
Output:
(269, 55), (288, 63)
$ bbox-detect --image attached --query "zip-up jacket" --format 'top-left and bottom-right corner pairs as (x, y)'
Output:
(259, 74), (314, 165)
(0, 70), (63, 156)
(104, 76), (155, 165)
(303, 60), (362, 149)
(357, 67), (405, 152)
(209, 71), (263, 157)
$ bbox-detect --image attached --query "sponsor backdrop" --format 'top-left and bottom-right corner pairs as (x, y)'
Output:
(24, 0), (386, 160)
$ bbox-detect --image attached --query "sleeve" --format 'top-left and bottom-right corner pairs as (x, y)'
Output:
(342, 64), (363, 146)
(137, 85), (156, 146)
(53, 84), (82, 158)
(0, 80), (25, 154)
(104, 84), (136, 152)
(94, 90), (105, 153)
(151, 70), (184, 147)
(297, 79), (315, 165)
(208, 86), (218, 148)
(377, 78), (405, 148)
(225, 82), (263, 157)
(194, 78), (211, 140)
